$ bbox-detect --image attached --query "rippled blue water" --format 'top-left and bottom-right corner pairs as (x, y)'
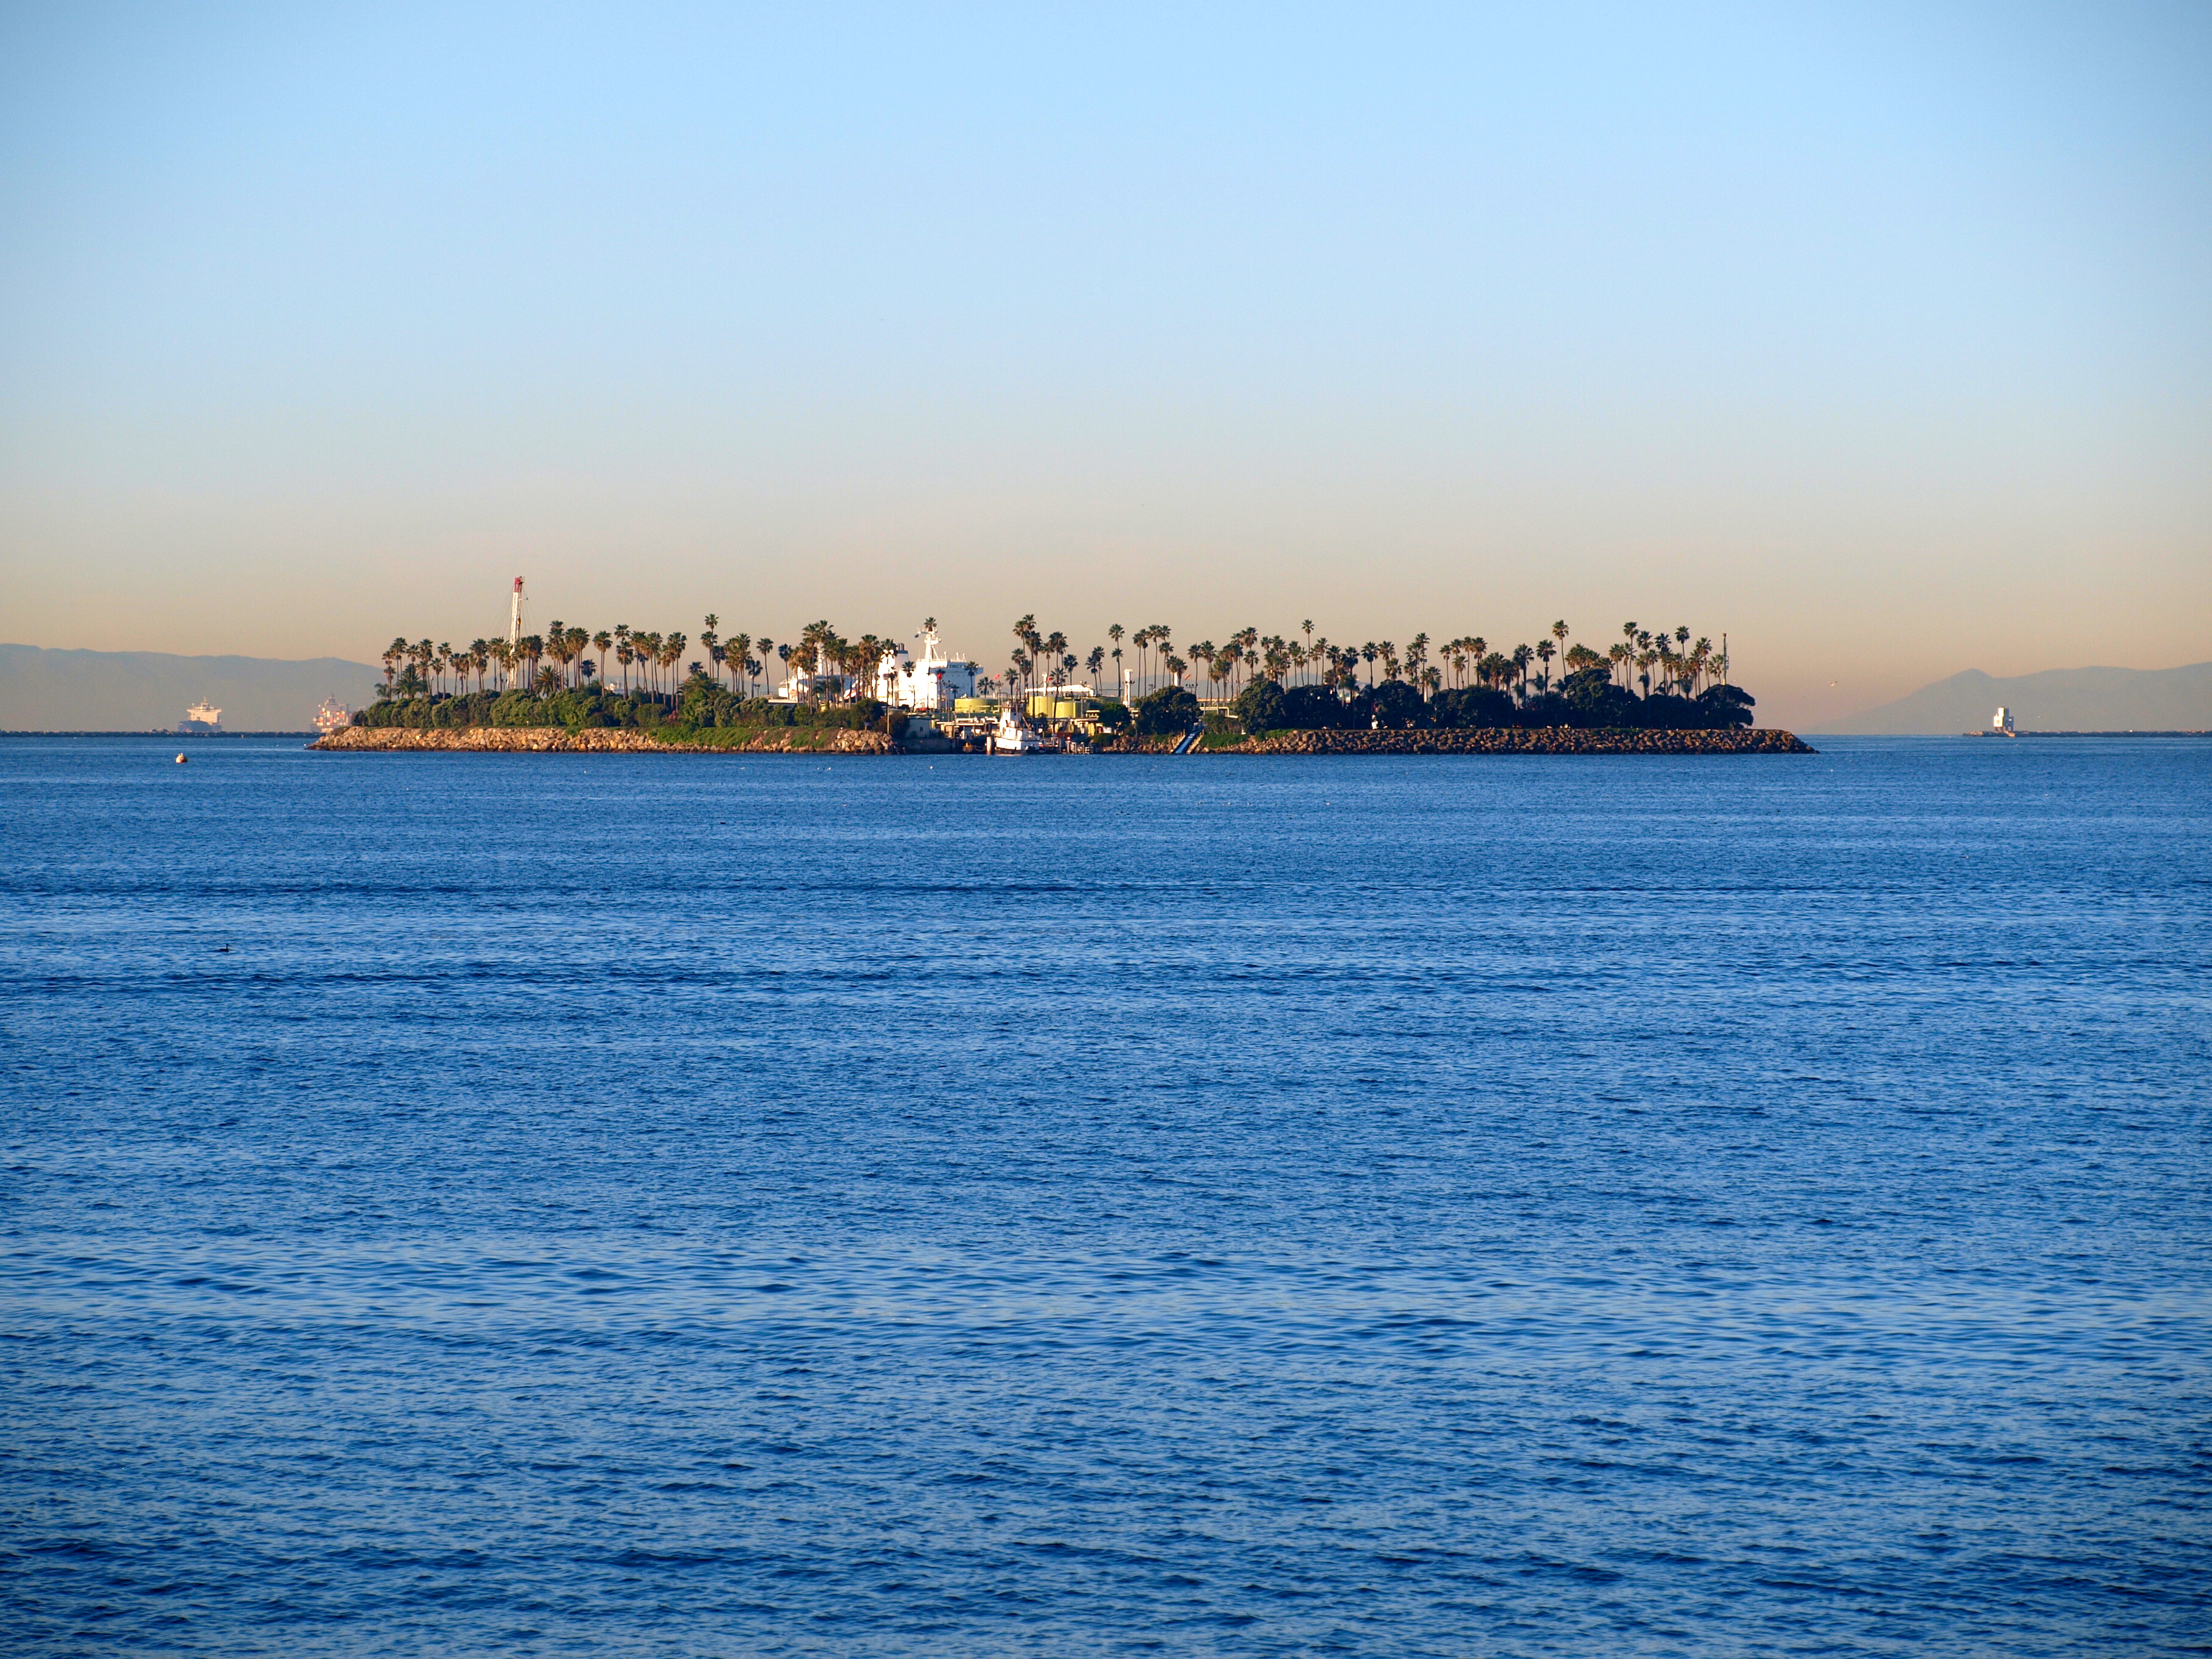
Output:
(4, 734), (2208, 1655)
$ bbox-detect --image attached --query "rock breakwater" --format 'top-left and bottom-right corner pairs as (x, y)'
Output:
(1230, 727), (1814, 755)
(312, 726), (898, 754)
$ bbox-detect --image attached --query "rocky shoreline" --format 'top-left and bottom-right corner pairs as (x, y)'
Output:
(314, 723), (1811, 756)
(311, 726), (897, 754)
(1222, 726), (1815, 755)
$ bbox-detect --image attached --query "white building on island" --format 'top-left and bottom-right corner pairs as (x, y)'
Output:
(874, 625), (979, 710)
(770, 625), (979, 708)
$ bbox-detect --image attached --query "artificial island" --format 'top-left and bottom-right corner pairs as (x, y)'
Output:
(312, 580), (1812, 755)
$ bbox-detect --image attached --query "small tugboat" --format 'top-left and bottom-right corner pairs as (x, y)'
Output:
(988, 706), (1053, 754)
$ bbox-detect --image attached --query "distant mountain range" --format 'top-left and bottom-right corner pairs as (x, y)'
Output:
(0, 645), (381, 731)
(1830, 662), (2212, 734)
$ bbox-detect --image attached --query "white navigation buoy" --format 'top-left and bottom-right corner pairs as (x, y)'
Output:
(175, 754), (188, 764)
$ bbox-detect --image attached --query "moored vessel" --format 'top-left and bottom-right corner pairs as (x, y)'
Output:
(988, 707), (1054, 754)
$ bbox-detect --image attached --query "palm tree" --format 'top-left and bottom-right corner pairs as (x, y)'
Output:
(1361, 642), (1378, 686)
(1535, 638), (1555, 691)
(1086, 646), (1105, 686)
(1552, 620), (1569, 662)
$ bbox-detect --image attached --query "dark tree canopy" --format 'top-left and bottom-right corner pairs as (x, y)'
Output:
(1133, 686), (1201, 736)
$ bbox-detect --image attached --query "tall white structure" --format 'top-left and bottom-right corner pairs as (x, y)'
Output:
(506, 577), (526, 691)
(1992, 705), (2015, 734)
(874, 624), (980, 709)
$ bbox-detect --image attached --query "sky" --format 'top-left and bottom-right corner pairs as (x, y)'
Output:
(1, 1), (2207, 729)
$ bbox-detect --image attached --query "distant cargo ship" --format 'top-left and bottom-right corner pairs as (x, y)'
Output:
(178, 700), (222, 734)
(313, 698), (352, 736)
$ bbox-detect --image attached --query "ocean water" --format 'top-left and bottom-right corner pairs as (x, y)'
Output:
(3, 733), (2207, 1657)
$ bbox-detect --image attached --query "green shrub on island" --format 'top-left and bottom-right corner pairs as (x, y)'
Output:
(674, 676), (886, 732)
(361, 672), (893, 736)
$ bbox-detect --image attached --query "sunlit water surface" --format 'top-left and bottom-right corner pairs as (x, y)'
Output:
(3, 734), (2207, 1655)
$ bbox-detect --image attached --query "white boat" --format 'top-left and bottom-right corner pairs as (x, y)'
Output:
(988, 708), (1053, 754)
(178, 700), (222, 734)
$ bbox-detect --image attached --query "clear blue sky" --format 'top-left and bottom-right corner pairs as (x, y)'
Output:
(2, 1), (2207, 725)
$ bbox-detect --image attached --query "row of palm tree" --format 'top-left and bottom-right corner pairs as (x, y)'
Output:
(378, 608), (1730, 710)
(380, 628), (696, 699)
(994, 617), (1729, 704)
